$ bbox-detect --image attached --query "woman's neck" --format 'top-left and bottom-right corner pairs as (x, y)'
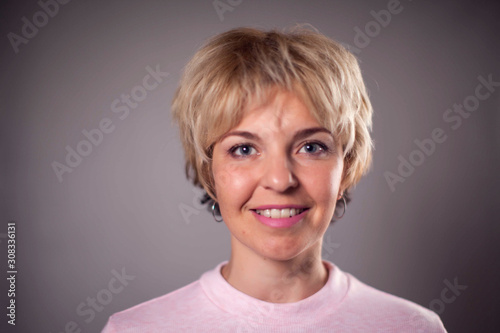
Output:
(221, 237), (329, 303)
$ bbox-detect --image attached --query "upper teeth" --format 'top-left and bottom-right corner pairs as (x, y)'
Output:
(254, 208), (306, 218)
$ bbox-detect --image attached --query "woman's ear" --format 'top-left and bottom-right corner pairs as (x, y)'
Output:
(337, 191), (344, 201)
(337, 182), (348, 201)
(338, 152), (351, 200)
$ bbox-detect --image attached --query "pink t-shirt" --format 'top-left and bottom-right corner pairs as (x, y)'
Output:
(101, 260), (447, 332)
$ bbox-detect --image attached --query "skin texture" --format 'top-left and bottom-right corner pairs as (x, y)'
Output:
(211, 90), (345, 303)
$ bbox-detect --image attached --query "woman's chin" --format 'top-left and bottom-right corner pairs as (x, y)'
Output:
(255, 239), (311, 261)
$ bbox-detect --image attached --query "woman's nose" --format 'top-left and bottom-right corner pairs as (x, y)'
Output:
(261, 150), (299, 193)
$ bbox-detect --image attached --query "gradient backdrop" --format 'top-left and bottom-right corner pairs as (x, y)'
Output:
(1, 0), (499, 332)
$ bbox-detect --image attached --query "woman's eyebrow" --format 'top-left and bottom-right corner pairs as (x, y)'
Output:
(220, 127), (334, 142)
(293, 127), (334, 141)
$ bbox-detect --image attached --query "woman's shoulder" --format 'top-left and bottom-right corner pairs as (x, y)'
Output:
(101, 278), (204, 332)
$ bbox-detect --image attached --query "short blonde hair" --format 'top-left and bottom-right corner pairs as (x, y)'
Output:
(172, 26), (374, 201)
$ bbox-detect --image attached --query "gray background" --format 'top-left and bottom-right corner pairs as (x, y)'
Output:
(1, 0), (499, 332)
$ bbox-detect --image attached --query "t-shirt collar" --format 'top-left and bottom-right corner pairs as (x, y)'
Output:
(200, 259), (349, 326)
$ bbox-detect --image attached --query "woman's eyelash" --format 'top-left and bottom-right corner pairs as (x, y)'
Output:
(301, 141), (331, 154)
(228, 143), (256, 157)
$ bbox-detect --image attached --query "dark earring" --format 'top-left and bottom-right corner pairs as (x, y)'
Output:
(211, 202), (223, 222)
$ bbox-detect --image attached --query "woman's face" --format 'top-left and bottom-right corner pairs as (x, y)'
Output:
(211, 90), (345, 261)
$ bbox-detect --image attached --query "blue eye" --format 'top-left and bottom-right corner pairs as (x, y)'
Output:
(229, 144), (256, 157)
(298, 142), (329, 155)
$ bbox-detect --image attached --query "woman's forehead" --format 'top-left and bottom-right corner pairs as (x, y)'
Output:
(238, 91), (318, 128)
(212, 86), (332, 146)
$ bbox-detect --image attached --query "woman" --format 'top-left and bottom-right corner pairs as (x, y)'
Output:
(102, 26), (447, 332)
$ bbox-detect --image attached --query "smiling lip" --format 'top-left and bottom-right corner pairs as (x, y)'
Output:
(251, 208), (309, 228)
(252, 204), (309, 210)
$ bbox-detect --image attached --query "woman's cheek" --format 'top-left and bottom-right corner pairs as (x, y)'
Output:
(215, 164), (252, 195)
(304, 161), (341, 188)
